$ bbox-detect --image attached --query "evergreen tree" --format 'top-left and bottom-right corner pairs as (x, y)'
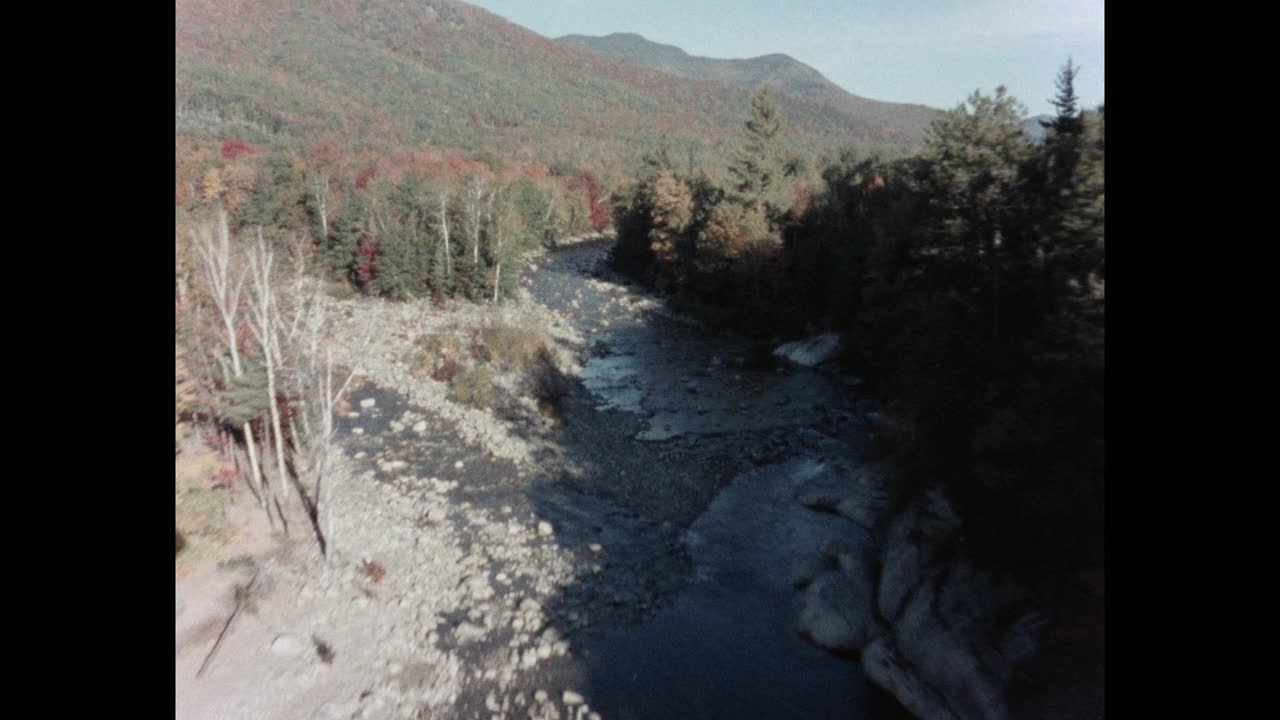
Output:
(235, 150), (309, 248)
(729, 87), (791, 217)
(918, 86), (1034, 319)
(324, 195), (364, 284)
(1042, 58), (1084, 137)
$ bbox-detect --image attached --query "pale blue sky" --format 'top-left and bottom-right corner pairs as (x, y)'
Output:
(467, 0), (1104, 117)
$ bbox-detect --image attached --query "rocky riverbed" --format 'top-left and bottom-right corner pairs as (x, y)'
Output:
(176, 236), (921, 720)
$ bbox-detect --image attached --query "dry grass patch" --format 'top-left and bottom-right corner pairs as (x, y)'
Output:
(175, 441), (236, 573)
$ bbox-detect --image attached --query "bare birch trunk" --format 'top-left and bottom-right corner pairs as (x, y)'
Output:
(243, 421), (271, 526)
(248, 228), (293, 526)
(315, 173), (329, 241)
(288, 415), (302, 459)
(437, 191), (452, 282)
(492, 207), (504, 303)
(195, 209), (269, 505)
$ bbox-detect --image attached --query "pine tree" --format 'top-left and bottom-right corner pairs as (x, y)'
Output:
(325, 197), (363, 284)
(918, 86), (1034, 341)
(1042, 58), (1084, 137)
(729, 87), (790, 216)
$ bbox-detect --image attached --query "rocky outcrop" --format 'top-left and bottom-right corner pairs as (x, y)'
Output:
(772, 333), (843, 368)
(795, 470), (1046, 720)
(799, 571), (875, 651)
(795, 464), (889, 531)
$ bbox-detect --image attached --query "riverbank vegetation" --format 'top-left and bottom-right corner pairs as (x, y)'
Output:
(612, 63), (1104, 581)
(174, 136), (610, 558)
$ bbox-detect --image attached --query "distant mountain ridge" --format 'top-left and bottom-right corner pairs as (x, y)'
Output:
(557, 32), (938, 145)
(176, 0), (930, 172)
(1022, 114), (1054, 144)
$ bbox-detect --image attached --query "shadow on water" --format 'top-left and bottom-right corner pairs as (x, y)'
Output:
(338, 238), (913, 719)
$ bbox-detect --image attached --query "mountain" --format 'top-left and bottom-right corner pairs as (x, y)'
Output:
(176, 0), (929, 172)
(556, 32), (938, 146)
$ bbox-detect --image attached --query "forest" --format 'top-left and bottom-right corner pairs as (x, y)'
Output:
(178, 59), (1103, 582)
(175, 33), (1103, 717)
(611, 64), (1104, 580)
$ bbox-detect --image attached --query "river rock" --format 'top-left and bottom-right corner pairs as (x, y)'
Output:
(772, 333), (843, 368)
(893, 579), (1008, 720)
(864, 491), (1044, 720)
(360, 398), (376, 408)
(454, 621), (487, 644)
(271, 634), (308, 657)
(862, 638), (960, 720)
(562, 690), (584, 705)
(795, 476), (847, 510)
(798, 572), (876, 651)
(463, 575), (494, 601)
(878, 507), (921, 622)
(918, 487), (963, 541)
(789, 554), (826, 588)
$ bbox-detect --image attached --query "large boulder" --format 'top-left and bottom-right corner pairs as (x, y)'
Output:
(789, 553), (827, 589)
(877, 506), (922, 622)
(918, 487), (963, 541)
(893, 579), (1008, 720)
(798, 571), (877, 652)
(862, 637), (960, 720)
(772, 333), (843, 368)
(864, 495), (1043, 720)
(794, 466), (889, 532)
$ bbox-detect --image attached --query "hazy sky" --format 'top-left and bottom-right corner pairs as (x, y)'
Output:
(466, 0), (1104, 117)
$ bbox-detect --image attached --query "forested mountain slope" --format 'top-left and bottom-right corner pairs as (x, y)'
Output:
(176, 0), (922, 169)
(557, 32), (938, 147)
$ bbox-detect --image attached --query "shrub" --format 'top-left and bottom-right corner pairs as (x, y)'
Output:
(407, 332), (471, 381)
(523, 347), (572, 417)
(451, 363), (496, 410)
(476, 321), (545, 372)
(324, 278), (355, 300)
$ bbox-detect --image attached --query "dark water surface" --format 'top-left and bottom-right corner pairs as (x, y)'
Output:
(522, 240), (902, 719)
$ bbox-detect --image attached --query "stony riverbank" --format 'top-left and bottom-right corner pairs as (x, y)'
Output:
(178, 236), (975, 720)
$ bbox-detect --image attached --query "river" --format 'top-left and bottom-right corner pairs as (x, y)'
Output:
(340, 237), (908, 719)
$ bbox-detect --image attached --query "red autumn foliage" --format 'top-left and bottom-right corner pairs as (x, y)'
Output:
(590, 200), (611, 231)
(446, 151), (471, 177)
(355, 234), (380, 289)
(792, 182), (813, 215)
(221, 139), (257, 160)
(355, 165), (379, 190)
(568, 169), (610, 231)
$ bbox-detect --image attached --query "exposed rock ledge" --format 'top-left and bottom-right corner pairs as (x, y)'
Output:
(772, 332), (843, 368)
(795, 468), (1045, 720)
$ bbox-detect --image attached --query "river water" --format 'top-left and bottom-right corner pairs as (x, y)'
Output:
(516, 239), (904, 719)
(341, 237), (906, 719)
